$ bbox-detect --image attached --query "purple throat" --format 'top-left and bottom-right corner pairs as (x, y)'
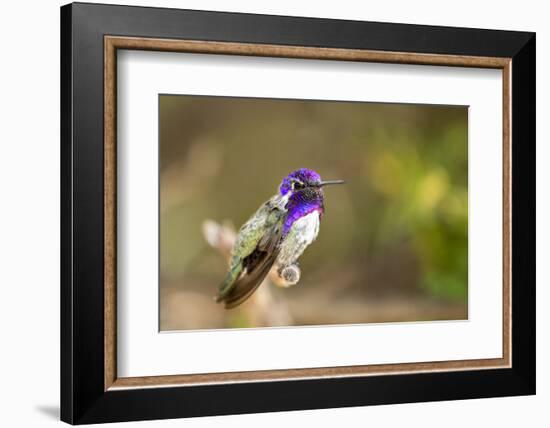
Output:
(283, 200), (323, 236)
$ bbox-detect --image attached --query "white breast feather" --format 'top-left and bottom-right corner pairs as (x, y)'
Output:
(276, 211), (320, 268)
(297, 211), (321, 246)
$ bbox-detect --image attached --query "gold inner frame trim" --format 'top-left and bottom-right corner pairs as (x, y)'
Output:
(104, 35), (512, 391)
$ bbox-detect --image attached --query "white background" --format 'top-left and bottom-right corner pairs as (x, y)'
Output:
(0, 0), (546, 427)
(118, 51), (503, 377)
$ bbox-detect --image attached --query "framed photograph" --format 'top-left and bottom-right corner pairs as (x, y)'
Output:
(60, 2), (535, 424)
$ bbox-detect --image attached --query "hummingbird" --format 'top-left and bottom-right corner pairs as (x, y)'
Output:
(215, 168), (345, 309)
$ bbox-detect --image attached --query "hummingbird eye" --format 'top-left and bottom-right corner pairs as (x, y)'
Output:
(292, 180), (305, 190)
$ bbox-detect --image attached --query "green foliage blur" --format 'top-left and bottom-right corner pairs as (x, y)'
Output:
(159, 95), (468, 329)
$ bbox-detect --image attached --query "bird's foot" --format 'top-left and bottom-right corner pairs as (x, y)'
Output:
(277, 264), (301, 288)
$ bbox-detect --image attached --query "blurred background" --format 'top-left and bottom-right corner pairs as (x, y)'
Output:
(159, 95), (468, 331)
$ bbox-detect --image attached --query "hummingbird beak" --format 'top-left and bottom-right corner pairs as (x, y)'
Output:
(318, 179), (345, 187)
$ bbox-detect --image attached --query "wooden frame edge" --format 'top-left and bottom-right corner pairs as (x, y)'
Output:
(502, 61), (513, 368)
(104, 36), (117, 390)
(103, 35), (512, 391)
(106, 35), (511, 68)
(110, 358), (508, 390)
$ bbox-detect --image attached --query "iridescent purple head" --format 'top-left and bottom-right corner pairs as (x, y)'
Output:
(279, 168), (345, 235)
(279, 168), (322, 196)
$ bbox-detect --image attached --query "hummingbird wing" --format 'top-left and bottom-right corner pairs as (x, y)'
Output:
(216, 195), (286, 308)
(221, 225), (283, 309)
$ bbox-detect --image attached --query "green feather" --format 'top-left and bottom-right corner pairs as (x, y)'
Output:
(215, 193), (287, 306)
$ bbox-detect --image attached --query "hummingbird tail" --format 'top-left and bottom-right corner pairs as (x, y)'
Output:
(215, 262), (243, 303)
(220, 251), (279, 309)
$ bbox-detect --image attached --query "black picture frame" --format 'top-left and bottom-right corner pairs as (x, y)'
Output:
(61, 2), (535, 424)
